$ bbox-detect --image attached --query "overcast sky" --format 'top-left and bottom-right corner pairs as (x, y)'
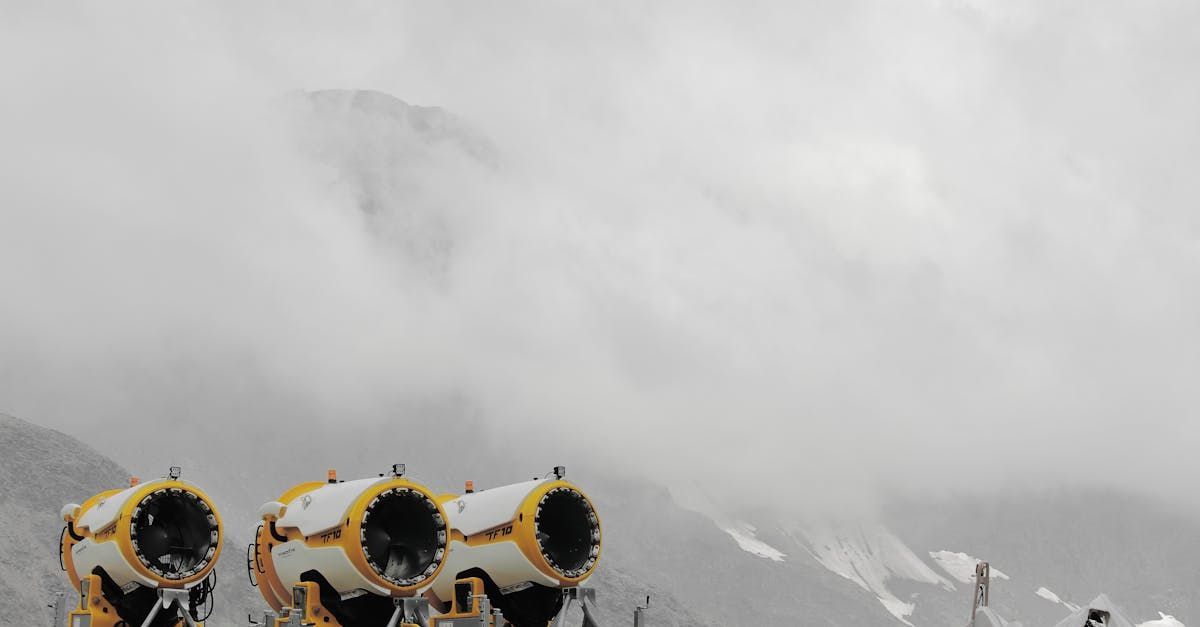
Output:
(2, 1), (1198, 517)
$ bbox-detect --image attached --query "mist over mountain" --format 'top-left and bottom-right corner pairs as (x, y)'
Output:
(6, 90), (1196, 627)
(5, 1), (1200, 521)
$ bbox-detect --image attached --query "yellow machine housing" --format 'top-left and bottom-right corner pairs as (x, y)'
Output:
(250, 470), (450, 627)
(428, 577), (504, 627)
(59, 473), (222, 627)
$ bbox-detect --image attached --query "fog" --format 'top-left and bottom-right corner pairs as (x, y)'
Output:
(2, 0), (1198, 517)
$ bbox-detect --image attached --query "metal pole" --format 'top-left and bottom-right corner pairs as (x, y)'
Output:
(51, 593), (69, 627)
(478, 595), (493, 627)
(385, 604), (405, 627)
(551, 590), (574, 627)
(139, 599), (163, 627)
(409, 599), (430, 627)
(581, 602), (601, 627)
(633, 596), (649, 627)
(969, 561), (989, 626)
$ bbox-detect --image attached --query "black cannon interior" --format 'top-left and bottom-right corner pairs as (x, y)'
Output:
(131, 490), (216, 578)
(535, 488), (597, 575)
(361, 489), (441, 584)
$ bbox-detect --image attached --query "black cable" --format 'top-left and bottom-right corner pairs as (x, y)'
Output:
(268, 521), (287, 543)
(190, 571), (209, 622)
(247, 524), (264, 587)
(188, 569), (213, 621)
(58, 526), (68, 571)
(193, 569), (216, 622)
(246, 541), (258, 587)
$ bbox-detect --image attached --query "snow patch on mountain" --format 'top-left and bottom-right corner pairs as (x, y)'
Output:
(1037, 586), (1080, 612)
(668, 484), (787, 563)
(794, 524), (955, 624)
(1053, 594), (1137, 627)
(1138, 613), (1185, 627)
(722, 522), (786, 562)
(929, 550), (1010, 583)
(877, 597), (916, 626)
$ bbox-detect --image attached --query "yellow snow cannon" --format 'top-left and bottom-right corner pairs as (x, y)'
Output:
(59, 467), (222, 627)
(427, 466), (602, 627)
(249, 465), (449, 627)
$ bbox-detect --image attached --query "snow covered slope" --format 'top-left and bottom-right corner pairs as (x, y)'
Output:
(888, 490), (1200, 626)
(1139, 613), (1186, 627)
(1053, 594), (1138, 627)
(930, 550), (1009, 584)
(723, 521), (786, 562)
(676, 478), (1198, 626)
(794, 523), (955, 624)
(1037, 586), (1081, 613)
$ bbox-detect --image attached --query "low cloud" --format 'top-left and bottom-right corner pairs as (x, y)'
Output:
(2, 0), (1198, 516)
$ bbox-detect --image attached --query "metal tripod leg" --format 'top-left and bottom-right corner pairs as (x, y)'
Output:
(405, 598), (429, 627)
(141, 589), (197, 627)
(549, 589), (574, 627)
(385, 603), (404, 627)
(385, 595), (430, 627)
(139, 599), (162, 627)
(178, 602), (199, 627)
(581, 601), (600, 627)
(549, 587), (600, 627)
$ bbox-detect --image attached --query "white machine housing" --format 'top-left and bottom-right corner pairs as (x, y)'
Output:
(260, 475), (449, 599)
(429, 477), (601, 603)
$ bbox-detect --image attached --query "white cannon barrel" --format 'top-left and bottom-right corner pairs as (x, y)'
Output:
(251, 470), (450, 625)
(429, 474), (602, 626)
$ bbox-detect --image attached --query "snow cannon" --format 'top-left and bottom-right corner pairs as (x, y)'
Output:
(428, 466), (602, 627)
(59, 467), (221, 627)
(249, 465), (449, 626)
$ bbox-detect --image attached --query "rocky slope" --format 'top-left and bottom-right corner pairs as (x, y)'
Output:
(0, 413), (260, 627)
(0, 413), (127, 625)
